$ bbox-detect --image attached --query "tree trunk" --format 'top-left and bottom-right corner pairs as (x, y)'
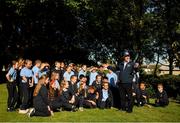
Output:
(154, 52), (160, 77)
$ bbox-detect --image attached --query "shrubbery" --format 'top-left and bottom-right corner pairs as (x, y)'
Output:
(140, 74), (180, 99)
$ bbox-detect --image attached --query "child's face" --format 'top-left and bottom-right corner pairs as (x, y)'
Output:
(81, 77), (87, 83)
(71, 77), (77, 84)
(96, 76), (102, 82)
(67, 67), (72, 72)
(82, 65), (87, 71)
(88, 88), (95, 93)
(45, 78), (49, 85)
(103, 83), (109, 90)
(64, 82), (69, 89)
(26, 61), (32, 68)
(158, 85), (163, 93)
(81, 82), (86, 88)
(14, 62), (18, 69)
(60, 62), (65, 68)
(56, 63), (60, 68)
(37, 63), (41, 68)
(140, 83), (146, 90)
(55, 73), (59, 80)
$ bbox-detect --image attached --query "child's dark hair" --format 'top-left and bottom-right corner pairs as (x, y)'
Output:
(88, 86), (96, 91)
(102, 82), (109, 86)
(12, 60), (17, 65)
(157, 83), (164, 87)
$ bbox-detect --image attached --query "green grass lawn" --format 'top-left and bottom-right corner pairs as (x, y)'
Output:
(0, 83), (180, 122)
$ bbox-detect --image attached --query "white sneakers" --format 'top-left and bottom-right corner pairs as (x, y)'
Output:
(18, 109), (29, 114)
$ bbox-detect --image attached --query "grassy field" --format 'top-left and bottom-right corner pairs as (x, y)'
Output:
(0, 83), (180, 122)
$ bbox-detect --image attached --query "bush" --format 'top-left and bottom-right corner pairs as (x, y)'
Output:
(140, 74), (180, 99)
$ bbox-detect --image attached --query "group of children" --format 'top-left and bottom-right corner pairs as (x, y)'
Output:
(5, 58), (169, 117)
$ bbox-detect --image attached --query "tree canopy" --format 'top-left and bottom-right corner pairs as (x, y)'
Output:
(0, 0), (179, 74)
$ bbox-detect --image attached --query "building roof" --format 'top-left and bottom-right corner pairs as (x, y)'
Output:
(159, 66), (180, 71)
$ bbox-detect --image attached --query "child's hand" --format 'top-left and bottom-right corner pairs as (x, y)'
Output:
(143, 95), (147, 99)
(132, 92), (136, 96)
(50, 111), (54, 116)
(91, 101), (96, 106)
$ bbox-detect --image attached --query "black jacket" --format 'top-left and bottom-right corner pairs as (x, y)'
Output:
(98, 89), (113, 106)
(156, 90), (169, 103)
(59, 89), (71, 104)
(118, 61), (136, 83)
(33, 85), (49, 109)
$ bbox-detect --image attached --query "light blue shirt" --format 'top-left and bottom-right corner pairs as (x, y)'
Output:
(102, 89), (108, 101)
(78, 70), (87, 78)
(8, 67), (17, 81)
(55, 80), (60, 90)
(32, 66), (40, 84)
(89, 72), (98, 85)
(106, 72), (118, 87)
(63, 71), (74, 81)
(20, 67), (33, 83)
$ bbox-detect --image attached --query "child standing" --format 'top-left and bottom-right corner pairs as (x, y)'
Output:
(155, 83), (169, 107)
(19, 59), (33, 114)
(6, 60), (18, 111)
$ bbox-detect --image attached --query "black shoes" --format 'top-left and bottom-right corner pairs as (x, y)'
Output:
(7, 107), (15, 112)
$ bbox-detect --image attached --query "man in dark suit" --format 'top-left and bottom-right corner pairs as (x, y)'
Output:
(118, 51), (139, 113)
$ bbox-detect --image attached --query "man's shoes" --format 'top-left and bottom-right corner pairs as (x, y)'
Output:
(126, 110), (133, 113)
(7, 107), (15, 112)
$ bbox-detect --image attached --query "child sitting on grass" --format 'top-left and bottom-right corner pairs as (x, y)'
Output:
(155, 83), (169, 107)
(139, 82), (151, 108)
(83, 86), (99, 108)
(98, 82), (113, 109)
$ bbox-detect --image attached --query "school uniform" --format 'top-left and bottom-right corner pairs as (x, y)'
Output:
(32, 66), (40, 85)
(98, 89), (113, 109)
(118, 61), (137, 112)
(39, 67), (50, 78)
(92, 81), (102, 92)
(59, 68), (65, 82)
(16, 68), (23, 108)
(20, 67), (33, 110)
(63, 71), (74, 82)
(106, 71), (120, 108)
(139, 89), (149, 106)
(78, 70), (87, 78)
(51, 67), (62, 84)
(78, 87), (88, 108)
(106, 72), (118, 87)
(59, 89), (76, 111)
(49, 80), (60, 101)
(155, 90), (169, 107)
(83, 92), (97, 108)
(6, 67), (18, 111)
(33, 85), (51, 116)
(68, 81), (79, 106)
(89, 72), (98, 86)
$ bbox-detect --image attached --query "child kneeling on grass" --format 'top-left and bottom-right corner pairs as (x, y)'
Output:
(138, 82), (151, 108)
(155, 83), (169, 107)
(28, 74), (53, 117)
